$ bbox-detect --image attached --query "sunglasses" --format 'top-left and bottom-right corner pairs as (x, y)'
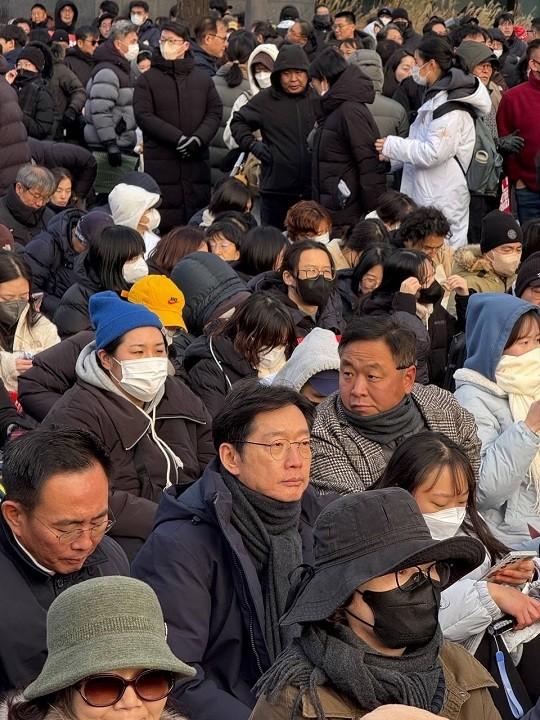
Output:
(77, 670), (175, 707)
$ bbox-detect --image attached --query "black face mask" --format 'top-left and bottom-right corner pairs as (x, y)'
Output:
(296, 276), (333, 308)
(346, 574), (441, 650)
(418, 280), (444, 305)
(15, 69), (38, 84)
(314, 13), (332, 28)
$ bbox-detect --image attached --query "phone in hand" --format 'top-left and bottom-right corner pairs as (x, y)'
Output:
(480, 550), (537, 581)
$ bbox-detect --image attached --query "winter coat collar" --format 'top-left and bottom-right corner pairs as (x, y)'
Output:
(65, 46), (93, 64)
(453, 244), (492, 275)
(5, 186), (47, 228)
(92, 40), (130, 76)
(454, 367), (507, 397)
(319, 64), (375, 115)
(151, 49), (195, 75)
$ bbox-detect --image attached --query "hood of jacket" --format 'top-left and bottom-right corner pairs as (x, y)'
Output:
(453, 244), (491, 274)
(43, 206), (84, 250)
(463, 292), (540, 381)
(270, 43), (309, 93)
(171, 252), (248, 335)
(247, 42), (280, 96)
(151, 48), (196, 76)
(183, 333), (254, 375)
(92, 40), (129, 76)
(455, 41), (499, 75)
(425, 68), (491, 117)
(54, 0), (78, 31)
(271, 327), (339, 392)
(65, 45), (93, 64)
(108, 183), (160, 229)
(347, 49), (383, 93)
(320, 63), (375, 114)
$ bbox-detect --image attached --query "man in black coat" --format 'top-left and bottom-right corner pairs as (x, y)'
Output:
(230, 43), (316, 230)
(132, 381), (332, 720)
(0, 426), (129, 693)
(134, 21), (222, 232)
(129, 0), (160, 50)
(0, 164), (55, 247)
(64, 24), (99, 88)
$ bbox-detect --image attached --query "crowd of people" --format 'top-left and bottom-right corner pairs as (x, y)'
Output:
(1, 1), (540, 720)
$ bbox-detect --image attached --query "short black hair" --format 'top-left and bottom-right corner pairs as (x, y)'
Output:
(194, 16), (222, 43)
(339, 316), (417, 369)
(212, 379), (315, 452)
(159, 20), (190, 41)
(3, 427), (115, 511)
(100, 0), (119, 14)
(451, 23), (488, 47)
(0, 24), (27, 46)
(129, 0), (149, 12)
(308, 46), (348, 85)
(527, 39), (540, 60)
(375, 190), (416, 227)
(75, 24), (99, 40)
(32, 3), (47, 10)
(335, 10), (355, 24)
(345, 218), (390, 253)
(399, 206), (451, 245)
(252, 21), (278, 39)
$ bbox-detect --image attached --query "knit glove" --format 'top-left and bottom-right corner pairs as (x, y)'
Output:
(496, 131), (525, 155)
(106, 143), (122, 167)
(249, 140), (271, 164)
(177, 135), (202, 159)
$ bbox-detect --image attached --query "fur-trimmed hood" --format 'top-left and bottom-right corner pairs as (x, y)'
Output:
(452, 244), (491, 274)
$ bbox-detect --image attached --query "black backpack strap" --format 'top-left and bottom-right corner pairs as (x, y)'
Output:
(432, 100), (477, 121)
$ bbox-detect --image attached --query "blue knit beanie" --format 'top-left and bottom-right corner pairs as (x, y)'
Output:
(89, 291), (163, 351)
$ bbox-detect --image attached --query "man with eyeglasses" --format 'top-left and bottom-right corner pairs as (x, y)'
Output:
(65, 25), (99, 88)
(310, 315), (481, 494)
(134, 20), (222, 230)
(133, 380), (331, 720)
(0, 164), (55, 248)
(330, 10), (357, 41)
(0, 426), (129, 694)
(191, 16), (228, 76)
(498, 39), (540, 223)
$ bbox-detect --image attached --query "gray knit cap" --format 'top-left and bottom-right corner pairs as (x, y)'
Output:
(24, 577), (195, 700)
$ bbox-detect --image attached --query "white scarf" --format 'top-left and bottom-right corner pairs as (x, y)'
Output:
(495, 347), (540, 510)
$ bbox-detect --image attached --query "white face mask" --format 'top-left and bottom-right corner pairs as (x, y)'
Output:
(411, 62), (429, 86)
(160, 40), (185, 61)
(123, 42), (140, 61)
(312, 231), (330, 245)
(257, 345), (287, 376)
(423, 507), (467, 541)
(493, 48), (503, 58)
(122, 256), (148, 284)
(145, 208), (161, 231)
(112, 356), (168, 402)
(255, 71), (272, 88)
(130, 13), (144, 26)
(380, 16), (391, 25)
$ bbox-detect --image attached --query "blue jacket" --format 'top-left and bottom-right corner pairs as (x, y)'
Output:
(131, 459), (332, 720)
(455, 293), (540, 543)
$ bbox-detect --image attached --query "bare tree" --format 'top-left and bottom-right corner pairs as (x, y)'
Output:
(174, 0), (209, 34)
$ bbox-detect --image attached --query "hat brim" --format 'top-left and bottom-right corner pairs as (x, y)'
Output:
(154, 308), (187, 330)
(280, 534), (484, 627)
(24, 633), (195, 700)
(528, 278), (540, 288)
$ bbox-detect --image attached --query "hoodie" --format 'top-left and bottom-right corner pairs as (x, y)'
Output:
(108, 183), (160, 228)
(462, 292), (537, 381)
(271, 328), (340, 392)
(54, 0), (78, 33)
(269, 43), (309, 94)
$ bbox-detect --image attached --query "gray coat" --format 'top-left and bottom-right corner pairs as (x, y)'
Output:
(348, 49), (409, 138)
(310, 384), (481, 494)
(454, 367), (540, 545)
(210, 65), (250, 185)
(84, 41), (136, 150)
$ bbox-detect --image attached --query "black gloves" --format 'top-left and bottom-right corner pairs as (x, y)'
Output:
(177, 135), (202, 159)
(106, 143), (122, 167)
(249, 140), (271, 164)
(63, 107), (77, 125)
(496, 131), (525, 155)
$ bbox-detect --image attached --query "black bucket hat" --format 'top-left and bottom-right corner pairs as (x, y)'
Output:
(280, 487), (485, 626)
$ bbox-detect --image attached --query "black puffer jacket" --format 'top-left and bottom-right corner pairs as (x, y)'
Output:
(13, 72), (55, 140)
(21, 207), (85, 319)
(230, 44), (316, 197)
(183, 334), (257, 419)
(0, 67), (32, 197)
(28, 138), (97, 199)
(53, 0), (78, 33)
(64, 46), (95, 88)
(0, 185), (53, 247)
(134, 50), (222, 232)
(171, 251), (249, 336)
(50, 47), (86, 138)
(52, 254), (100, 338)
(311, 64), (386, 230)
(137, 18), (161, 50)
(250, 272), (343, 338)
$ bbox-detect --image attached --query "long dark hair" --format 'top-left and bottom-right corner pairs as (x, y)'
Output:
(235, 226), (287, 277)
(350, 245), (393, 296)
(149, 226), (206, 274)
(84, 226), (145, 293)
(224, 30), (257, 87)
(372, 247), (431, 296)
(373, 432), (508, 563)
(214, 293), (297, 367)
(0, 251), (39, 345)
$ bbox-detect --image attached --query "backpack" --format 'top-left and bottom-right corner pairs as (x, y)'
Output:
(432, 101), (503, 195)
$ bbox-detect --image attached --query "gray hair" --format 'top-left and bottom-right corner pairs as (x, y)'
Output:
(109, 18), (137, 42)
(15, 164), (56, 196)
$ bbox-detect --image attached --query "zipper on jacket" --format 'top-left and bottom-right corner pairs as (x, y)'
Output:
(231, 551), (264, 676)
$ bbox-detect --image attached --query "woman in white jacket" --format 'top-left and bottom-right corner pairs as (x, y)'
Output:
(0, 250), (59, 393)
(375, 431), (540, 714)
(375, 37), (491, 248)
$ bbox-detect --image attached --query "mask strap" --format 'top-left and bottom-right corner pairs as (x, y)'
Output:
(344, 603), (376, 632)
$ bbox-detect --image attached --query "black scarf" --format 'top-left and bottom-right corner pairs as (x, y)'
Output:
(255, 624), (444, 720)
(339, 395), (425, 445)
(221, 467), (303, 661)
(5, 186), (46, 228)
